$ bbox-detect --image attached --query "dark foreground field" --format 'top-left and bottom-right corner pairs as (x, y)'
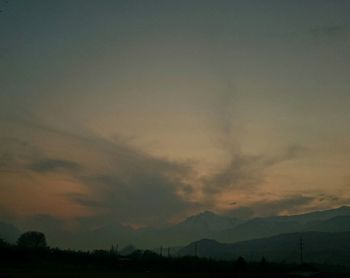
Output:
(2, 261), (350, 278)
(1, 243), (350, 278)
(1, 263), (198, 278)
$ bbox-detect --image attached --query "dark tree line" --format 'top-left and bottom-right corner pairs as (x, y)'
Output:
(0, 231), (346, 278)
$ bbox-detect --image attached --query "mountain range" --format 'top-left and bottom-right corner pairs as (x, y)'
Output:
(212, 206), (350, 243)
(177, 231), (350, 266)
(1, 206), (350, 251)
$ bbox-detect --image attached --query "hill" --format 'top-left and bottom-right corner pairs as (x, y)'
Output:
(213, 206), (350, 243)
(178, 231), (350, 265)
(2, 206), (350, 250)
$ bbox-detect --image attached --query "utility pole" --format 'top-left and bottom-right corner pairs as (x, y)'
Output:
(111, 244), (119, 256)
(299, 237), (303, 265)
(160, 245), (163, 257)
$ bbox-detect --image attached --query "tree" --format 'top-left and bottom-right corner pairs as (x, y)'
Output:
(233, 256), (247, 275)
(17, 231), (47, 249)
(0, 238), (9, 248)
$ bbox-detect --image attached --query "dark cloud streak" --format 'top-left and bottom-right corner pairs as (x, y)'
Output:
(227, 195), (315, 218)
(30, 159), (81, 173)
(0, 113), (197, 226)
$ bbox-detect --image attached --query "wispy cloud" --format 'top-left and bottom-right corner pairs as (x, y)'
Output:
(30, 159), (81, 173)
(226, 192), (350, 218)
(201, 145), (305, 197)
(308, 24), (349, 39)
(0, 114), (198, 226)
(281, 24), (350, 42)
(0, 109), (344, 229)
(226, 194), (315, 218)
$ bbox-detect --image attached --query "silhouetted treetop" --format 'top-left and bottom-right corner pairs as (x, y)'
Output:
(17, 231), (47, 249)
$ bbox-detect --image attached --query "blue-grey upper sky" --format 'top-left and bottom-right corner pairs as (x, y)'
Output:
(1, 0), (350, 230)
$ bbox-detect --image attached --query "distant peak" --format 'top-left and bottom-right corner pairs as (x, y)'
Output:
(338, 205), (350, 210)
(196, 238), (219, 244)
(186, 210), (218, 221)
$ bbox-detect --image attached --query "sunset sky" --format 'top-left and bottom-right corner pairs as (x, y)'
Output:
(1, 0), (350, 232)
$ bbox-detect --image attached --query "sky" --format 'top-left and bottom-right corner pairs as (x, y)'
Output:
(1, 0), (350, 232)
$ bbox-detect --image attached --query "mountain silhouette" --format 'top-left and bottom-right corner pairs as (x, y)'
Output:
(178, 231), (350, 265)
(132, 210), (239, 248)
(1, 206), (350, 250)
(212, 206), (350, 243)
